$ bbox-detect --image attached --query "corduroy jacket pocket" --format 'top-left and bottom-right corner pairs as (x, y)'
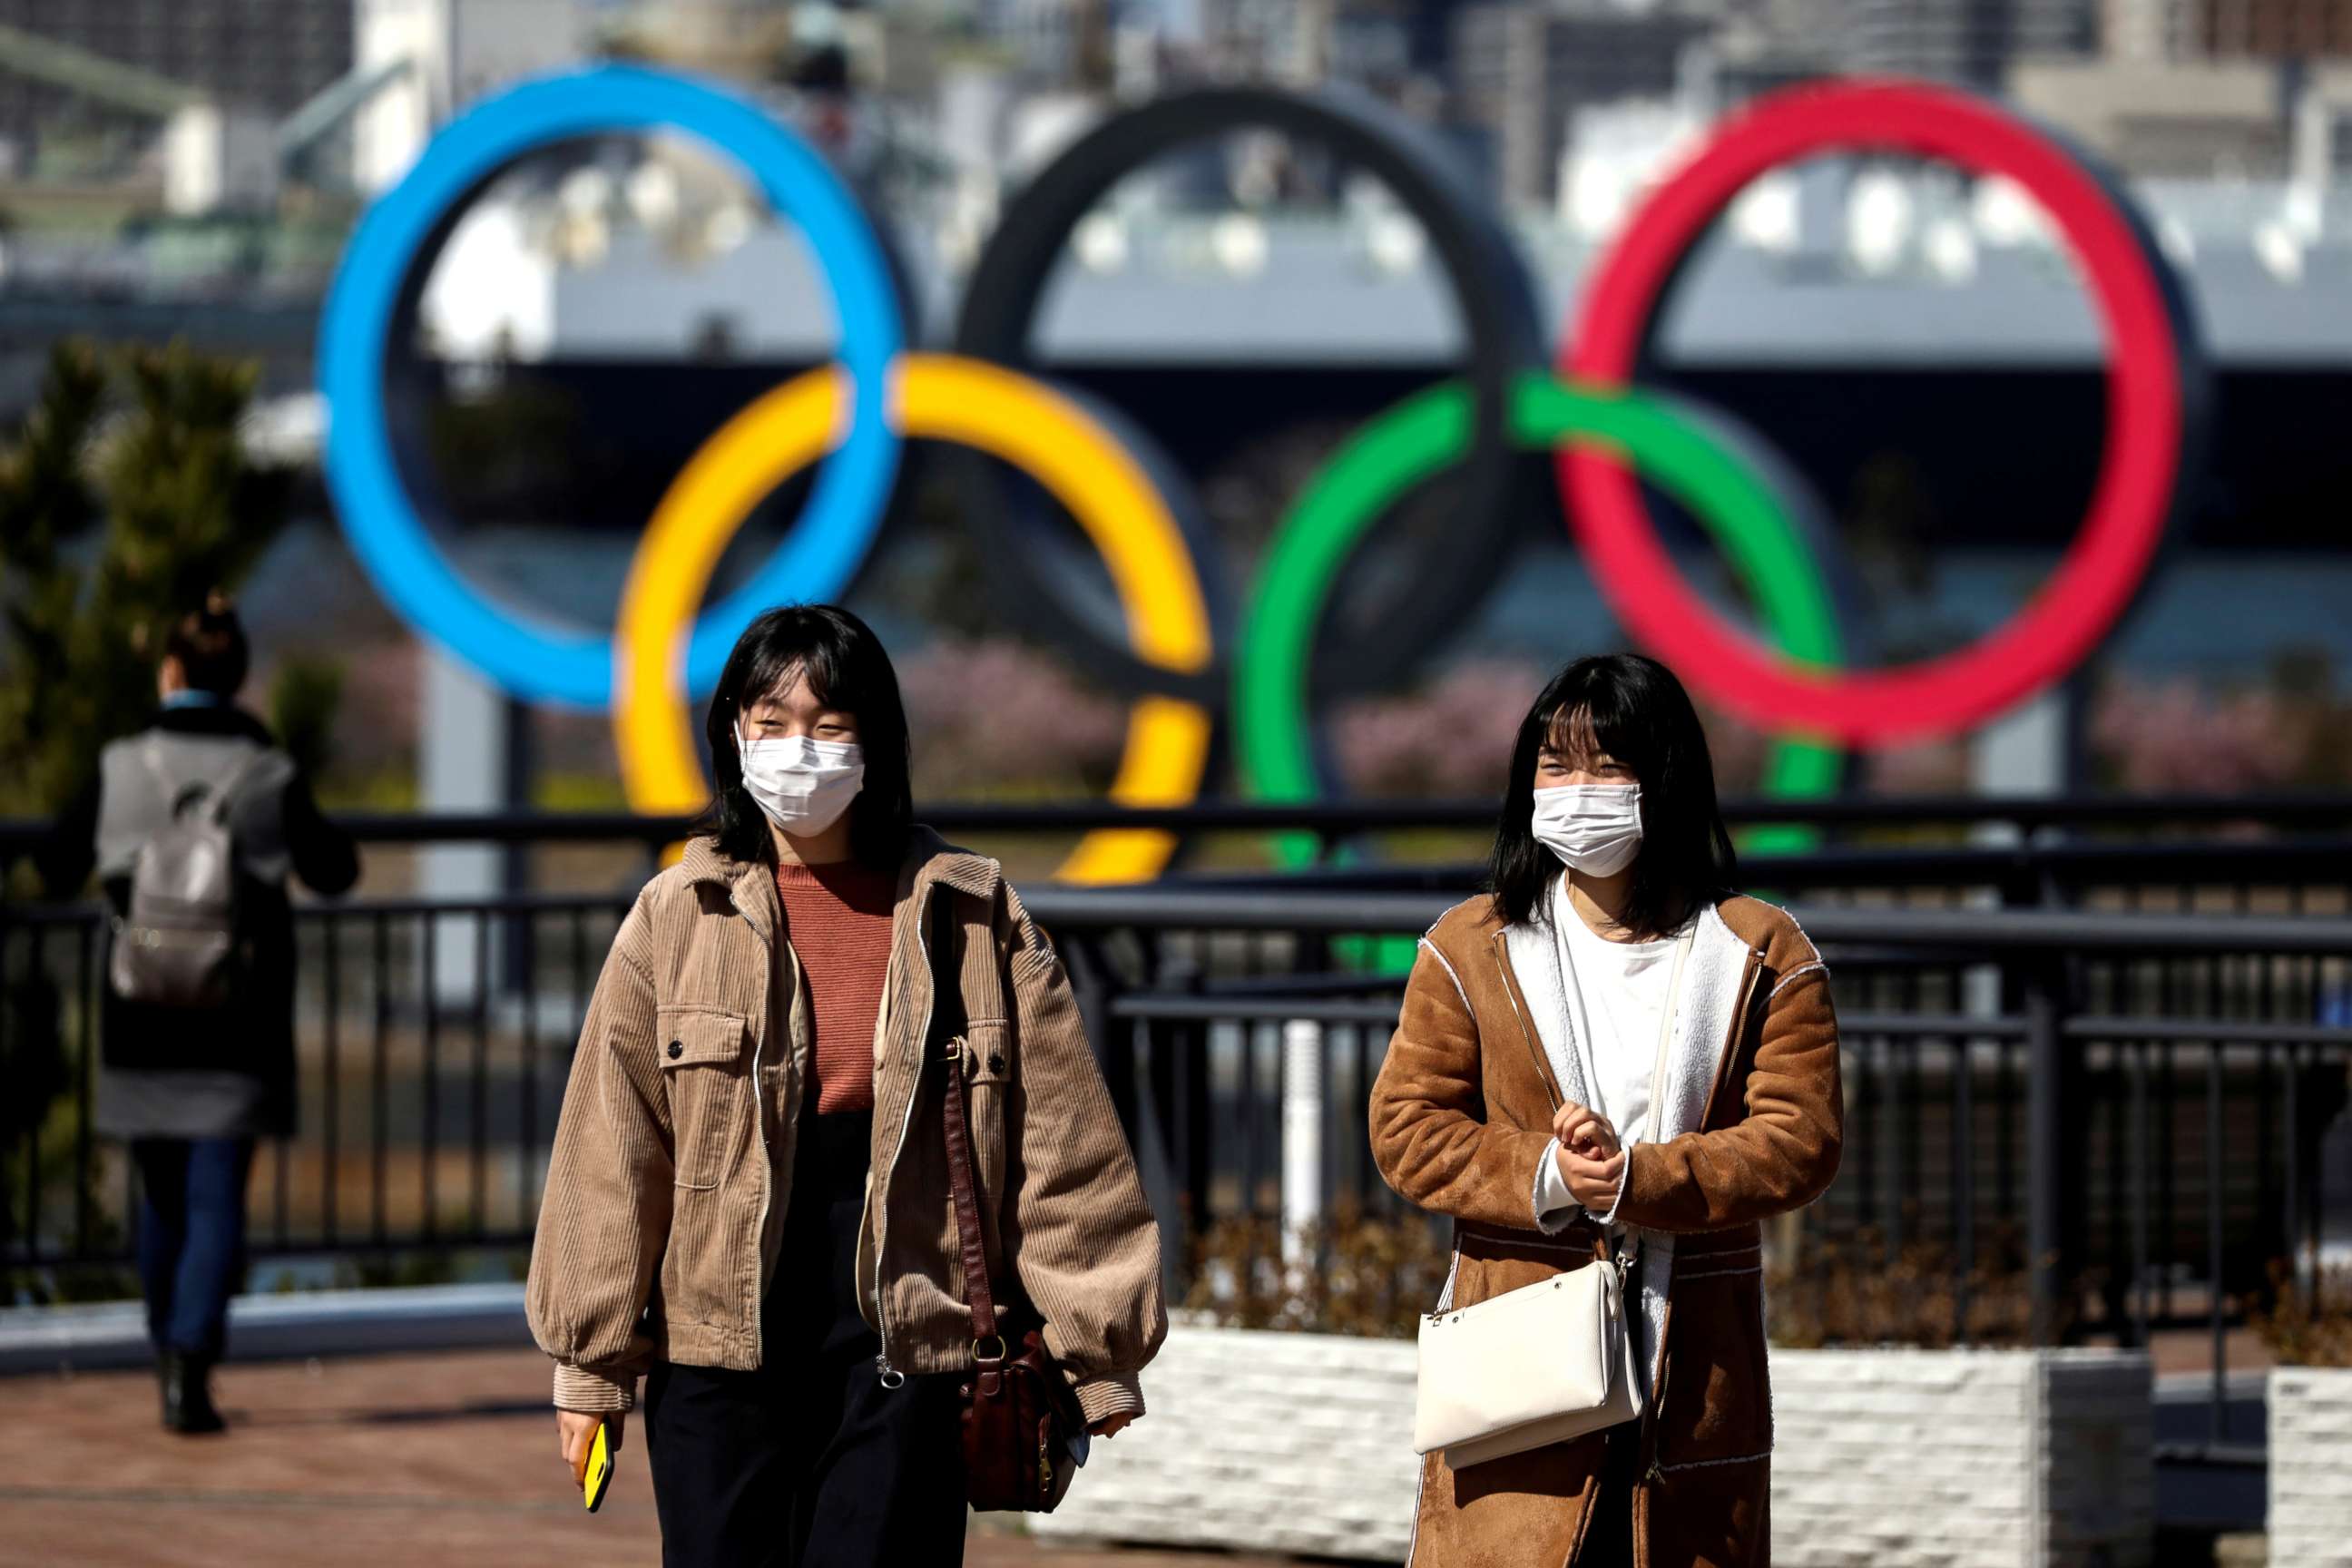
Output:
(959, 1019), (1013, 1243)
(657, 1007), (750, 1192)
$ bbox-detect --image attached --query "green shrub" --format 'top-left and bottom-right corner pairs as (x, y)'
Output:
(1765, 1229), (2069, 1349)
(2257, 1262), (2352, 1368)
(1183, 1208), (1449, 1338)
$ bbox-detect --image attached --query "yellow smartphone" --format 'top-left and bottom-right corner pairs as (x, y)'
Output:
(582, 1417), (614, 1514)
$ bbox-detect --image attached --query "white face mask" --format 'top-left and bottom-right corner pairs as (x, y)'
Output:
(734, 725), (865, 837)
(1531, 783), (1643, 877)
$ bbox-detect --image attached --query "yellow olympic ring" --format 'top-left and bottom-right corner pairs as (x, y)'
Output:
(613, 353), (1215, 884)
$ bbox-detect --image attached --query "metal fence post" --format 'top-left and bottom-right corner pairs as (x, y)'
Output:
(2026, 955), (2065, 1344)
(1281, 1018), (1324, 1269)
(1128, 1016), (1184, 1308)
(0, 916), (14, 1261)
(1065, 933), (1184, 1303)
(1062, 935), (1119, 1086)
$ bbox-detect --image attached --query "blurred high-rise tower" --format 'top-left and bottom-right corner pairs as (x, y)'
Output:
(1846, 0), (2097, 85)
(2196, 0), (2352, 54)
(2018, 0), (2352, 178)
(2103, 0), (2196, 59)
(0, 0), (352, 172)
(352, 0), (588, 191)
(1451, 1), (1716, 206)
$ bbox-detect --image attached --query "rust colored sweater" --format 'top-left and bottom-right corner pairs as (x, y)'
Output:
(774, 858), (896, 1114)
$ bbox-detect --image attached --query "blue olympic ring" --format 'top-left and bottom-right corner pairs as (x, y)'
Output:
(318, 65), (904, 707)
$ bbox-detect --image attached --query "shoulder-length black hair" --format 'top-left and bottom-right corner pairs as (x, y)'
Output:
(694, 604), (914, 871)
(1485, 652), (1739, 935)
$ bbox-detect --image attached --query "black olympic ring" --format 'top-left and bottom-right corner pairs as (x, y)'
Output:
(951, 83), (1549, 701)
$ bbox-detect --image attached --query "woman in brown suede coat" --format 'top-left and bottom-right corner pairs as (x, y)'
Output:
(1370, 653), (1842, 1568)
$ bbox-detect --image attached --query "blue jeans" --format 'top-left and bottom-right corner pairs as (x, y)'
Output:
(132, 1138), (256, 1359)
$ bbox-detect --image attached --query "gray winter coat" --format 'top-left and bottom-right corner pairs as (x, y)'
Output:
(42, 702), (358, 1139)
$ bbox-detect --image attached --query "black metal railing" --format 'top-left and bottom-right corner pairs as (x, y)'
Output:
(5, 789), (2352, 875)
(5, 803), (2350, 1475)
(8, 883), (2345, 1323)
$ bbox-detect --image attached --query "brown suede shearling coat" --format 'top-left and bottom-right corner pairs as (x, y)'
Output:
(1370, 890), (1843, 1568)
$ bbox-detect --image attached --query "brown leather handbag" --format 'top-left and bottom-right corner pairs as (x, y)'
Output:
(930, 896), (1086, 1513)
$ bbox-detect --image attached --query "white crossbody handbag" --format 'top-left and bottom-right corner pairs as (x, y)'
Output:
(1412, 920), (1693, 1469)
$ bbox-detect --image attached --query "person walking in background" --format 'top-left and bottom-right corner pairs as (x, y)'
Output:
(39, 594), (359, 1436)
(527, 604), (1164, 1568)
(1370, 652), (1842, 1566)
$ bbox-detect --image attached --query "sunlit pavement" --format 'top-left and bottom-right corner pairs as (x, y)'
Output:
(0, 1348), (1309, 1567)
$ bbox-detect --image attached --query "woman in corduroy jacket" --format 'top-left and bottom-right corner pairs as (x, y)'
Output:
(1370, 653), (1843, 1568)
(526, 605), (1165, 1568)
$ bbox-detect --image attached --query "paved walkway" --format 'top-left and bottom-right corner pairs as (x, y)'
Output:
(0, 1348), (1298, 1567)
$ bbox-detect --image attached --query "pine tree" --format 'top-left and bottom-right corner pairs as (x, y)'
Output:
(0, 338), (291, 817)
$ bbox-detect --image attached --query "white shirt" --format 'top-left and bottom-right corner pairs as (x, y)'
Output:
(1537, 886), (1692, 1221)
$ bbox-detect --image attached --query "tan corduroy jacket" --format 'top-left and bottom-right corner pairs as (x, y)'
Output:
(1371, 890), (1843, 1568)
(524, 828), (1166, 1425)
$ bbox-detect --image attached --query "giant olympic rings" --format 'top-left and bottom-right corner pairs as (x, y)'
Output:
(1559, 79), (2204, 745)
(318, 65), (904, 707)
(615, 355), (1215, 886)
(950, 86), (1548, 701)
(1236, 373), (1848, 865)
(321, 67), (2203, 882)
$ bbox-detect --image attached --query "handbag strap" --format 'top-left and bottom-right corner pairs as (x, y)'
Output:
(930, 890), (1003, 1358)
(1556, 898), (1696, 1259)
(1640, 923), (1697, 1150)
(1620, 920), (1694, 1262)
(1553, 891), (1697, 1138)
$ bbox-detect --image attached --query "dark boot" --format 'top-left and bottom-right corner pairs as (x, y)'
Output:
(161, 1350), (226, 1436)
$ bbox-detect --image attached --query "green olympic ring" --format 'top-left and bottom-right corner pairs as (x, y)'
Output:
(1236, 372), (1847, 872)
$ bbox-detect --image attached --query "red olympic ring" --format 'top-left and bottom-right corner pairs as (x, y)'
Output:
(1559, 79), (2191, 747)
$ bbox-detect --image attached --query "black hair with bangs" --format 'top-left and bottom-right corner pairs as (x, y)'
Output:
(1485, 652), (1738, 934)
(695, 604), (914, 870)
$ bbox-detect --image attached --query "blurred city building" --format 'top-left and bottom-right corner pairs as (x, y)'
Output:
(0, 1), (353, 186)
(2196, 0), (2352, 56)
(1451, 2), (1713, 208)
(3, 0), (2352, 384)
(0, 0), (2349, 626)
(1848, 0), (2096, 84)
(353, 0), (589, 191)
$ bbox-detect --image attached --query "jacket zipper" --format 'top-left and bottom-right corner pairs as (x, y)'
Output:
(871, 881), (936, 1388)
(1636, 943), (1766, 1485)
(1494, 917), (1652, 1520)
(1641, 1297), (1677, 1486)
(734, 900), (777, 1350)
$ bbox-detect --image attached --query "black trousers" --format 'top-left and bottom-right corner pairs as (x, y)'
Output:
(643, 1108), (967, 1568)
(1580, 1420), (1643, 1565)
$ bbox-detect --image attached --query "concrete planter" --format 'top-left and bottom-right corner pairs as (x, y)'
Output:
(2269, 1366), (2352, 1568)
(1034, 1326), (2152, 1567)
(1034, 1319), (1423, 1561)
(1771, 1347), (2151, 1568)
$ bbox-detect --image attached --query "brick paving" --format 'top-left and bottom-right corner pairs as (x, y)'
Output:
(0, 1348), (1294, 1567)
(0, 1332), (2261, 1565)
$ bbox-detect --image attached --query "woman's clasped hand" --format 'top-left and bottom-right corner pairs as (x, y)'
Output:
(1552, 1101), (1626, 1210)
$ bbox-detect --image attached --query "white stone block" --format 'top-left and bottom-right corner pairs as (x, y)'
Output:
(1035, 1329), (2150, 1567)
(2270, 1367), (2352, 1568)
